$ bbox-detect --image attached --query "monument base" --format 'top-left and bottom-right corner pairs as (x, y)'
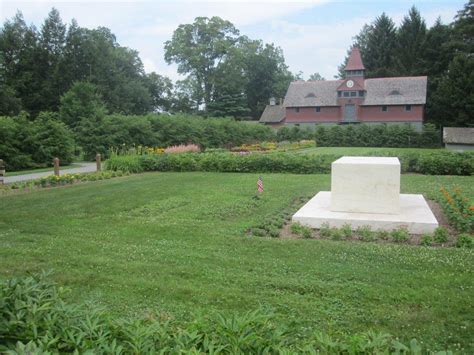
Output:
(292, 191), (438, 234)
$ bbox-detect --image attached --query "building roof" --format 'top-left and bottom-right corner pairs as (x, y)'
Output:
(259, 104), (286, 123)
(443, 127), (474, 144)
(283, 80), (343, 107)
(345, 47), (365, 71)
(362, 76), (427, 105)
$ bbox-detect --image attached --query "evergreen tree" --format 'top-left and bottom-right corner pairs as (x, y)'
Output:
(430, 53), (474, 127)
(39, 8), (67, 111)
(363, 13), (398, 77)
(396, 6), (428, 75)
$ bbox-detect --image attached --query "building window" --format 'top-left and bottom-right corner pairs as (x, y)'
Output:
(350, 91), (357, 97)
(295, 108), (300, 113)
(405, 105), (412, 111)
(338, 91), (342, 97)
(359, 91), (364, 97)
(343, 91), (350, 97)
(315, 107), (321, 112)
(381, 106), (388, 112)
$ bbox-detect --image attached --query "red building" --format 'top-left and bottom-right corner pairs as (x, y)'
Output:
(259, 48), (427, 130)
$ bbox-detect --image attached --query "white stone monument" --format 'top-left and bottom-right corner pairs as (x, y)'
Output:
(293, 156), (438, 234)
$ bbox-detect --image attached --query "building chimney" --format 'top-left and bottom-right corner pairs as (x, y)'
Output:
(279, 98), (283, 105)
(269, 97), (276, 106)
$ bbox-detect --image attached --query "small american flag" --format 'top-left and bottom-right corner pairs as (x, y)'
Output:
(257, 176), (264, 193)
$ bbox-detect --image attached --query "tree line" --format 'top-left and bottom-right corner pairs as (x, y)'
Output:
(0, 10), (295, 120)
(1, 2), (472, 125)
(338, 2), (473, 127)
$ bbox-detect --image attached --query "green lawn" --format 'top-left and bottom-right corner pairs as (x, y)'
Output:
(0, 172), (473, 351)
(7, 163), (81, 176)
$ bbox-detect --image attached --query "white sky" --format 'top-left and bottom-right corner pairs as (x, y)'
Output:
(0, 0), (464, 81)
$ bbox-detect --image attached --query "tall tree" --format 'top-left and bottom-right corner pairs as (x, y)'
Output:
(396, 6), (427, 75)
(363, 13), (398, 77)
(39, 8), (67, 111)
(430, 53), (473, 127)
(0, 12), (42, 114)
(164, 17), (240, 110)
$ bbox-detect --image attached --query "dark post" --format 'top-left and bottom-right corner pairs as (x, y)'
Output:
(0, 159), (5, 185)
(96, 153), (101, 171)
(53, 157), (60, 176)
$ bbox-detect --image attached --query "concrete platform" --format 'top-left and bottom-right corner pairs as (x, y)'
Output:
(292, 191), (438, 234)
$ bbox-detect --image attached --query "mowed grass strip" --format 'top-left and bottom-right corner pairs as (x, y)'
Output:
(0, 172), (473, 350)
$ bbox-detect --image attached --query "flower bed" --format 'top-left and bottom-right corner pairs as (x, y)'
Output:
(1, 171), (128, 195)
(439, 186), (474, 233)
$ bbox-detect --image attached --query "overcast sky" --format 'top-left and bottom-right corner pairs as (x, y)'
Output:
(0, 0), (466, 81)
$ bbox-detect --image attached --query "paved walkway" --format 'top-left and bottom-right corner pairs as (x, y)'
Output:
(4, 162), (97, 184)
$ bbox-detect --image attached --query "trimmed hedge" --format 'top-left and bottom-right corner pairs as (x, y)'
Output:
(106, 151), (474, 176)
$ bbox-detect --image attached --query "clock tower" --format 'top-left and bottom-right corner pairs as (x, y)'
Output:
(337, 47), (366, 122)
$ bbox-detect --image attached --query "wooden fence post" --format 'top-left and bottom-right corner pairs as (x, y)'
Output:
(96, 153), (101, 172)
(53, 157), (60, 176)
(0, 159), (5, 185)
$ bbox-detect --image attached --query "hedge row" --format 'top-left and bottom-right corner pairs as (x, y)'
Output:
(106, 151), (474, 176)
(0, 272), (454, 353)
(277, 123), (441, 148)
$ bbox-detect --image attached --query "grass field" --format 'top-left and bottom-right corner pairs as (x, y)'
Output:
(1, 172), (473, 351)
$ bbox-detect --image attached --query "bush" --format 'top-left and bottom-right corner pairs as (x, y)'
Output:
(433, 227), (449, 243)
(312, 123), (441, 148)
(341, 223), (352, 239)
(420, 234), (433, 246)
(357, 225), (377, 242)
(0, 272), (451, 353)
(105, 150), (474, 176)
(0, 113), (75, 170)
(455, 234), (474, 249)
(330, 228), (344, 240)
(319, 222), (332, 238)
(390, 228), (410, 243)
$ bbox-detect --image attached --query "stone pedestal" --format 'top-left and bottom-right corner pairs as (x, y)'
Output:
(331, 157), (400, 214)
(292, 156), (438, 234)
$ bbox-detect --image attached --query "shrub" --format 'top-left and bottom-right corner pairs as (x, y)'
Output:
(330, 228), (344, 240)
(455, 234), (474, 249)
(301, 226), (313, 239)
(390, 228), (410, 243)
(357, 225), (376, 242)
(105, 155), (143, 173)
(312, 123), (441, 148)
(377, 230), (390, 240)
(290, 222), (304, 235)
(420, 234), (433, 246)
(319, 222), (331, 238)
(433, 227), (449, 243)
(105, 150), (474, 176)
(341, 223), (352, 239)
(0, 113), (75, 170)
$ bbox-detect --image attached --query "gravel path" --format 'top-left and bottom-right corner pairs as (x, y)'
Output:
(4, 162), (97, 184)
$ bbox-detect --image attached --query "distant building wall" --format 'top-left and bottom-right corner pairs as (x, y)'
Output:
(359, 105), (423, 122)
(285, 106), (340, 123)
(445, 143), (474, 151)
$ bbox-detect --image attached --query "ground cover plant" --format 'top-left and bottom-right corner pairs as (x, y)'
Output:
(0, 172), (473, 351)
(0, 272), (455, 354)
